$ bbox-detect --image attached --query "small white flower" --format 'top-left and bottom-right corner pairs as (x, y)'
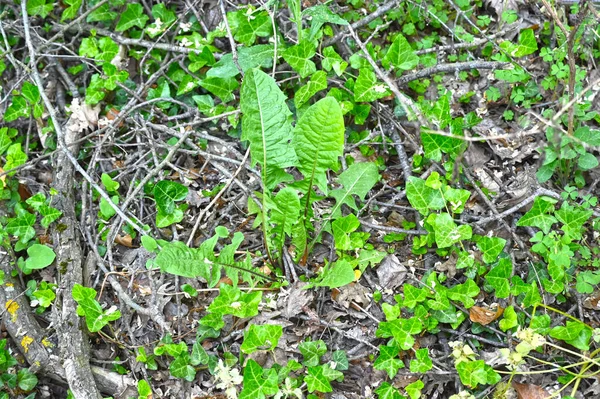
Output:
(449, 341), (477, 364)
(499, 348), (525, 370)
(215, 359), (243, 399)
(449, 391), (475, 399)
(180, 37), (193, 47)
(230, 301), (242, 310)
(180, 22), (192, 33)
(373, 85), (388, 94)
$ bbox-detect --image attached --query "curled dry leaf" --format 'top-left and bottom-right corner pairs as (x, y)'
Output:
(114, 234), (133, 248)
(512, 382), (550, 399)
(469, 305), (504, 325)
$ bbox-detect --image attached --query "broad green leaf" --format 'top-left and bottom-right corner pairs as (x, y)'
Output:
(282, 39), (317, 78)
(420, 131), (464, 162)
(6, 212), (36, 243)
(514, 29), (538, 57)
(188, 47), (215, 72)
(62, 0), (82, 22)
(322, 47), (348, 76)
(199, 76), (239, 103)
(555, 202), (592, 240)
(33, 289), (55, 307)
(302, 4), (348, 40)
(0, 128), (14, 155)
(294, 70), (327, 108)
(332, 214), (360, 251)
(354, 68), (391, 102)
(25, 244), (56, 270)
(517, 196), (558, 234)
(156, 206), (184, 228)
(382, 33), (419, 71)
(409, 349), (432, 373)
(207, 284), (262, 319)
(299, 339), (327, 367)
(4, 96), (29, 122)
(305, 365), (342, 393)
(499, 305), (518, 331)
(402, 284), (428, 309)
(374, 345), (403, 378)
(229, 9), (272, 46)
(153, 180), (187, 215)
(475, 236), (506, 264)
(405, 177), (445, 215)
(116, 4), (149, 32)
(443, 186), (471, 214)
(239, 360), (278, 399)
(293, 96), (344, 194)
(72, 284), (121, 332)
(485, 258), (512, 298)
(207, 45), (274, 78)
(315, 259), (355, 288)
(456, 360), (488, 388)
(447, 279), (479, 308)
(332, 350), (348, 370)
(576, 271), (600, 294)
(87, 3), (117, 22)
(375, 382), (406, 399)
(241, 69), (297, 189)
(550, 321), (592, 351)
(574, 126), (600, 146)
(27, 0), (53, 18)
(21, 82), (40, 105)
(329, 162), (380, 219)
(270, 187), (301, 251)
(170, 353), (195, 381)
(376, 318), (423, 350)
(17, 368), (38, 391)
(426, 213), (472, 248)
(241, 324), (283, 354)
(101, 173), (119, 192)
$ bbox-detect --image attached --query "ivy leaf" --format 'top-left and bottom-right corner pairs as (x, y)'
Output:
(427, 213), (472, 248)
(170, 353), (195, 381)
(302, 4), (348, 40)
(517, 196), (558, 234)
(354, 68), (391, 102)
(153, 180), (188, 215)
(4, 96), (29, 122)
(239, 360), (278, 399)
(456, 360), (488, 388)
(405, 176), (445, 216)
(299, 340), (327, 367)
(499, 305), (518, 331)
(409, 349), (433, 373)
(322, 47), (348, 76)
(485, 258), (512, 298)
(207, 45), (274, 78)
(21, 82), (40, 105)
(241, 68), (298, 189)
(306, 365), (342, 393)
(283, 39), (317, 78)
(332, 350), (349, 371)
(513, 29), (538, 57)
(293, 96), (344, 194)
(87, 3), (117, 22)
(329, 162), (380, 219)
(6, 212), (36, 244)
(116, 4), (149, 32)
(377, 318), (423, 350)
(199, 76), (239, 103)
(555, 202), (592, 240)
(374, 345), (403, 378)
(208, 284), (262, 319)
(314, 259), (355, 288)
(229, 9), (272, 46)
(294, 70), (327, 108)
(402, 284), (428, 309)
(62, 0), (82, 22)
(375, 382), (406, 399)
(550, 321), (592, 351)
(240, 324), (283, 354)
(72, 284), (121, 332)
(27, 0), (54, 18)
(475, 236), (506, 264)
(382, 33), (419, 71)
(447, 279), (480, 308)
(25, 244), (56, 270)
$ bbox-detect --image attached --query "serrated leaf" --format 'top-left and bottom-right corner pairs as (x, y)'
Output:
(382, 33), (419, 71)
(354, 68), (391, 102)
(329, 162), (380, 219)
(282, 40), (317, 78)
(241, 69), (298, 189)
(293, 96), (344, 194)
(116, 4), (149, 32)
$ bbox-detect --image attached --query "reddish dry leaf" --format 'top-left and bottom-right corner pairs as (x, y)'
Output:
(469, 305), (504, 325)
(512, 382), (550, 399)
(18, 183), (32, 201)
(114, 234), (133, 247)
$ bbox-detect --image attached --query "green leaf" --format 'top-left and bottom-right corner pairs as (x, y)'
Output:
(322, 47), (348, 76)
(420, 131), (464, 162)
(137, 380), (152, 399)
(283, 39), (317, 78)
(375, 382), (406, 399)
(315, 259), (355, 288)
(517, 196), (558, 234)
(576, 271), (600, 294)
(447, 279), (479, 308)
(101, 173), (120, 192)
(17, 368), (38, 391)
(332, 214), (361, 251)
(207, 284), (262, 319)
(33, 289), (55, 307)
(377, 318), (423, 350)
(229, 9), (272, 46)
(332, 350), (348, 370)
(21, 82), (40, 105)
(405, 380), (424, 399)
(382, 33), (419, 71)
(456, 360), (488, 388)
(6, 212), (36, 244)
(550, 321), (592, 351)
(426, 213), (472, 248)
(241, 324), (283, 354)
(207, 45), (274, 78)
(374, 345), (404, 378)
(4, 96), (29, 122)
(294, 70), (328, 108)
(555, 202), (592, 240)
(116, 4), (149, 32)
(62, 0), (82, 22)
(578, 152), (599, 170)
(72, 284), (121, 332)
(87, 3), (117, 22)
(270, 187), (301, 251)
(239, 360), (278, 399)
(405, 176), (445, 216)
(293, 96), (344, 194)
(241, 69), (298, 189)
(402, 284), (428, 309)
(499, 305), (518, 331)
(475, 236), (506, 264)
(299, 339), (327, 367)
(409, 349), (432, 373)
(306, 365), (342, 393)
(170, 353), (196, 381)
(302, 4), (348, 40)
(485, 258), (512, 298)
(354, 68), (391, 102)
(199, 76), (239, 103)
(574, 127), (600, 146)
(514, 29), (538, 57)
(25, 244), (56, 270)
(329, 162), (380, 219)
(27, 0), (54, 18)
(153, 181), (188, 215)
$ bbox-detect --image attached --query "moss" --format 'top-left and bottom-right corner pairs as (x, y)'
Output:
(56, 223), (68, 232)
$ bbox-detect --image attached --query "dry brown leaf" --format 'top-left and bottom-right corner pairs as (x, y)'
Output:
(114, 234), (133, 247)
(512, 382), (550, 399)
(583, 289), (600, 310)
(470, 305), (504, 325)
